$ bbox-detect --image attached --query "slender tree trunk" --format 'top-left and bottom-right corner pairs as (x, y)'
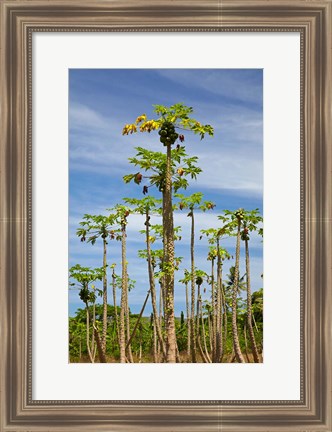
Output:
(207, 312), (213, 354)
(145, 210), (167, 360)
(232, 219), (245, 363)
(245, 238), (260, 362)
(119, 220), (127, 363)
(190, 210), (197, 363)
(244, 323), (251, 363)
(211, 258), (216, 361)
(139, 337), (142, 363)
(185, 281), (191, 360)
(112, 267), (120, 347)
(125, 276), (134, 363)
(92, 323), (107, 363)
(200, 298), (212, 363)
(196, 283), (208, 363)
(221, 284), (228, 355)
(86, 306), (94, 363)
(253, 313), (259, 333)
(152, 314), (158, 362)
(92, 296), (97, 362)
(158, 278), (163, 361)
(163, 143), (176, 363)
(126, 288), (150, 351)
(215, 237), (222, 362)
(102, 238), (108, 353)
(196, 282), (201, 341)
(85, 302), (106, 363)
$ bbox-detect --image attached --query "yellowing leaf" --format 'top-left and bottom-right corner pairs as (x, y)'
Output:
(122, 123), (137, 135)
(135, 114), (146, 124)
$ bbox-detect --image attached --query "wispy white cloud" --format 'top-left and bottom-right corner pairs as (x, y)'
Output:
(69, 102), (262, 196)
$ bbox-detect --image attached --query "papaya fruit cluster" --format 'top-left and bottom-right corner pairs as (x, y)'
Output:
(79, 287), (96, 304)
(235, 209), (244, 220)
(158, 121), (179, 146)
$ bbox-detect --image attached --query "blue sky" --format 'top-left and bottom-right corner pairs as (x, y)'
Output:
(69, 69), (263, 317)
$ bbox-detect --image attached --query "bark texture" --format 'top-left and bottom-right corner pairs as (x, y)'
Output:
(232, 219), (245, 363)
(245, 238), (260, 362)
(163, 144), (176, 362)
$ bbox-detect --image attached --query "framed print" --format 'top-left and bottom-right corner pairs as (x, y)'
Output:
(0, 0), (331, 430)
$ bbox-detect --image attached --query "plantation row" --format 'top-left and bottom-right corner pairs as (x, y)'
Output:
(69, 103), (263, 363)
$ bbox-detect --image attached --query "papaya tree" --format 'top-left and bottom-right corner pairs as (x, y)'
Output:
(194, 269), (210, 362)
(176, 192), (215, 362)
(76, 213), (116, 355)
(124, 196), (167, 361)
(69, 264), (106, 362)
(109, 204), (132, 363)
(122, 103), (213, 362)
(201, 226), (231, 362)
(138, 223), (183, 362)
(221, 209), (246, 363)
(110, 263), (120, 348)
(240, 209), (263, 363)
(179, 270), (191, 360)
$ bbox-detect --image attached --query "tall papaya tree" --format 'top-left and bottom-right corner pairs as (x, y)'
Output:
(110, 204), (132, 363)
(222, 209), (246, 363)
(194, 269), (210, 362)
(69, 264), (106, 363)
(124, 196), (167, 361)
(138, 223), (183, 362)
(122, 103), (213, 362)
(179, 270), (191, 360)
(201, 226), (231, 362)
(110, 263), (120, 348)
(176, 192), (215, 362)
(77, 213), (116, 355)
(240, 209), (263, 363)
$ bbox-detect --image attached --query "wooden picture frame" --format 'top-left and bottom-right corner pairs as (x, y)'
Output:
(0, 0), (331, 430)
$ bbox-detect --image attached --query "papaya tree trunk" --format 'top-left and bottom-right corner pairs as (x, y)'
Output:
(245, 238), (260, 362)
(85, 301), (106, 363)
(85, 306), (94, 363)
(125, 285), (134, 363)
(152, 314), (158, 362)
(185, 281), (191, 360)
(163, 143), (176, 363)
(221, 283), (228, 356)
(215, 237), (222, 362)
(211, 257), (216, 361)
(232, 219), (245, 363)
(145, 209), (167, 360)
(126, 288), (150, 351)
(92, 295), (97, 361)
(200, 297), (212, 363)
(112, 267), (120, 347)
(102, 238), (107, 354)
(119, 220), (127, 363)
(190, 210), (197, 363)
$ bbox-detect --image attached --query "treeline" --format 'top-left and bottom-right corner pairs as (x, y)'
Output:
(69, 103), (263, 363)
(69, 287), (263, 363)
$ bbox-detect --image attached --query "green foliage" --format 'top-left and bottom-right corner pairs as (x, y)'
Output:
(123, 146), (202, 193)
(69, 264), (104, 288)
(77, 213), (117, 244)
(219, 208), (263, 239)
(123, 196), (162, 215)
(175, 192), (215, 212)
(69, 264), (104, 307)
